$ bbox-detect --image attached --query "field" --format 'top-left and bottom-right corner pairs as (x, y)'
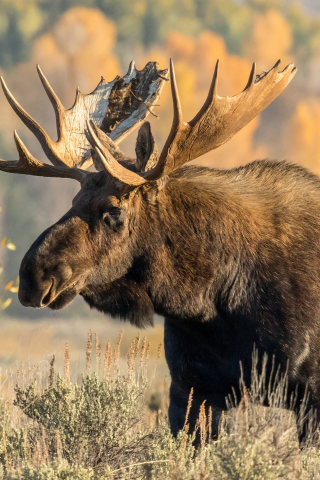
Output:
(0, 324), (320, 479)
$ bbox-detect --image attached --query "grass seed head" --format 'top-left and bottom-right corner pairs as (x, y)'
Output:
(95, 333), (101, 376)
(104, 339), (112, 381)
(49, 355), (55, 387)
(64, 344), (70, 383)
(86, 329), (92, 375)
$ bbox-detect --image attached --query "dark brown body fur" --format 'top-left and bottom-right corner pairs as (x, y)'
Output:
(19, 159), (320, 435)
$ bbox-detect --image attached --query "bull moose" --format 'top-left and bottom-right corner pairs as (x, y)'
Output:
(1, 57), (318, 436)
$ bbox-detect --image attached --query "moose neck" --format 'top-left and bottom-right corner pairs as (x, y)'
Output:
(142, 168), (234, 323)
(82, 166), (255, 327)
(133, 165), (276, 326)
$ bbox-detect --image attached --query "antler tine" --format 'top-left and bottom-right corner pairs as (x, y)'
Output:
(170, 59), (183, 130)
(0, 61), (168, 180)
(87, 120), (146, 186)
(189, 59), (219, 128)
(14, 130), (36, 167)
(126, 60), (136, 76)
(0, 131), (86, 182)
(139, 59), (186, 181)
(244, 62), (256, 90)
(95, 146), (146, 186)
(0, 76), (68, 168)
(273, 59), (281, 69)
(210, 59), (219, 98)
(36, 65), (66, 142)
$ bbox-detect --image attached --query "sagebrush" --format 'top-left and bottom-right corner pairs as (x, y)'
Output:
(1, 331), (320, 479)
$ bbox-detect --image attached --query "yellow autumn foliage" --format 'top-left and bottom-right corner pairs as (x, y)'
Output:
(245, 10), (293, 69)
(31, 7), (120, 99)
(285, 100), (320, 176)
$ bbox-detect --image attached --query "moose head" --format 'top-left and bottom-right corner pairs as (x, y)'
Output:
(0, 59), (296, 327)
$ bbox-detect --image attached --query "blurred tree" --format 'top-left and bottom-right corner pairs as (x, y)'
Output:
(284, 100), (320, 176)
(0, 4), (30, 69)
(287, 4), (320, 64)
(194, 0), (252, 55)
(0, 202), (17, 312)
(247, 0), (282, 12)
(0, 0), (318, 72)
(31, 7), (120, 95)
(245, 10), (293, 69)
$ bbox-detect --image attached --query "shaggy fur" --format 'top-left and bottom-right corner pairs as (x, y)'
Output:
(19, 159), (320, 435)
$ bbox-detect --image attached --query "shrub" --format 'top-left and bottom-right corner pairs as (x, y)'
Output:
(1, 334), (320, 479)
(13, 374), (155, 471)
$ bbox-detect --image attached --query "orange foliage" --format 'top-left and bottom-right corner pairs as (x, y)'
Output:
(191, 31), (253, 97)
(245, 10), (293, 70)
(165, 31), (196, 61)
(31, 7), (120, 100)
(285, 100), (320, 176)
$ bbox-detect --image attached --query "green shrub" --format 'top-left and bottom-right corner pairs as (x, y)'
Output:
(2, 461), (95, 480)
(13, 374), (156, 471)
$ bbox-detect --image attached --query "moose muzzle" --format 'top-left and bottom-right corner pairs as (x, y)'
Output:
(19, 253), (74, 308)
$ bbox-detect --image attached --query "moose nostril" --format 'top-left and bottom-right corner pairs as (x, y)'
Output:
(41, 280), (54, 307)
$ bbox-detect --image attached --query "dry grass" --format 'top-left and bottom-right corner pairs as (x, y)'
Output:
(0, 316), (168, 378)
(0, 332), (320, 479)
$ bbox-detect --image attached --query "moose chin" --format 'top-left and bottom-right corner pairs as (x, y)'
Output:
(2, 57), (319, 439)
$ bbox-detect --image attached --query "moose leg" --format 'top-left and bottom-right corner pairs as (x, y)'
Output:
(165, 317), (227, 438)
(168, 381), (222, 439)
(168, 382), (186, 436)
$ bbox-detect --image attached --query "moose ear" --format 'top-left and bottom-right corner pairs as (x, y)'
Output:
(135, 122), (159, 172)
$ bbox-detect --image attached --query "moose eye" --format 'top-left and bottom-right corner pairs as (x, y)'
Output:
(107, 207), (121, 219)
(103, 207), (123, 230)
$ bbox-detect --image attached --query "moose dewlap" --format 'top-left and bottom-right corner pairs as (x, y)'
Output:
(2, 58), (318, 439)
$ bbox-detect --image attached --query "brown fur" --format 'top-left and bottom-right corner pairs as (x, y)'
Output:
(19, 159), (320, 436)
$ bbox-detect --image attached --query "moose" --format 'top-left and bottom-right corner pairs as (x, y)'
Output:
(1, 57), (319, 436)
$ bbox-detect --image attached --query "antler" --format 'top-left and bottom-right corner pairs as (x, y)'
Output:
(87, 120), (146, 186)
(0, 131), (86, 182)
(91, 58), (297, 185)
(0, 61), (168, 181)
(143, 58), (297, 180)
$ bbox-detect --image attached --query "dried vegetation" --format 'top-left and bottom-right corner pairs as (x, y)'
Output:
(1, 333), (320, 479)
